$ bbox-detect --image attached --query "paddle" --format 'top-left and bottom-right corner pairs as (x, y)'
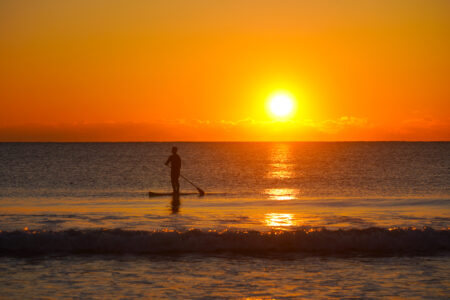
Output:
(166, 165), (205, 196)
(179, 174), (205, 196)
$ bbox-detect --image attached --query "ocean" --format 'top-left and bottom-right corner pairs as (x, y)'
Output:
(0, 142), (449, 298)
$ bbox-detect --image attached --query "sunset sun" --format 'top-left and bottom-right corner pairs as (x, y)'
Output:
(268, 92), (296, 119)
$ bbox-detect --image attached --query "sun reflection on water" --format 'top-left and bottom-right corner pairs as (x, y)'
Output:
(265, 188), (298, 200)
(265, 213), (297, 228)
(266, 143), (293, 179)
(268, 166), (292, 179)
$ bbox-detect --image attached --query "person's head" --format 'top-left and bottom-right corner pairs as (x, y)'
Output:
(172, 146), (178, 154)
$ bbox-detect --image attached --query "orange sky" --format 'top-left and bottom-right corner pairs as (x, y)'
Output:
(1, 0), (449, 141)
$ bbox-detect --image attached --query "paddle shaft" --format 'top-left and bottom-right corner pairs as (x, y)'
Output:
(179, 174), (204, 195)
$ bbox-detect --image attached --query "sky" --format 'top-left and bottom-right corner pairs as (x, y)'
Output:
(1, 0), (449, 141)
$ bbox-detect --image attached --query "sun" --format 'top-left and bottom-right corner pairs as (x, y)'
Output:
(268, 92), (296, 118)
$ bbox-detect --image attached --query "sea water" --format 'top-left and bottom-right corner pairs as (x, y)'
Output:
(0, 142), (449, 298)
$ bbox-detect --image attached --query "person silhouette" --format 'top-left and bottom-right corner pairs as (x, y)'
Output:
(165, 146), (181, 194)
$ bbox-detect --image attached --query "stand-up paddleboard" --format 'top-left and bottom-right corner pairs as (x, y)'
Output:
(148, 191), (204, 197)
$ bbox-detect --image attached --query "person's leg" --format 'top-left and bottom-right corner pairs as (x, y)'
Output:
(171, 179), (176, 193)
(174, 173), (180, 193)
(171, 171), (180, 193)
(171, 172), (177, 193)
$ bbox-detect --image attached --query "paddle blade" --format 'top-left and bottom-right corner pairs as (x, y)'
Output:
(197, 187), (205, 197)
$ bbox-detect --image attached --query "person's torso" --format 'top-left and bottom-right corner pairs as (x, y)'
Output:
(170, 154), (181, 170)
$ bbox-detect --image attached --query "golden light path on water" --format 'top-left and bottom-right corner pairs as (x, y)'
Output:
(265, 188), (298, 201)
(265, 143), (300, 201)
(266, 143), (293, 179)
(264, 213), (302, 230)
(263, 143), (302, 229)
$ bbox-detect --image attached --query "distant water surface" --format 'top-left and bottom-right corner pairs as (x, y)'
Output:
(0, 142), (448, 230)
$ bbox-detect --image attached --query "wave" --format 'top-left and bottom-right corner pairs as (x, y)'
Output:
(0, 228), (449, 256)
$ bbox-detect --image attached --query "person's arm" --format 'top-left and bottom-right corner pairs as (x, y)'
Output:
(165, 156), (171, 166)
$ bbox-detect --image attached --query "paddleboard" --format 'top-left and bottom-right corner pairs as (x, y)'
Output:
(148, 191), (203, 197)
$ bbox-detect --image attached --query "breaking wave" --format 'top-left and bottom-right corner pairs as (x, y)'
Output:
(1, 227), (449, 256)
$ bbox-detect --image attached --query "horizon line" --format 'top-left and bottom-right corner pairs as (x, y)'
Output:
(1, 140), (448, 143)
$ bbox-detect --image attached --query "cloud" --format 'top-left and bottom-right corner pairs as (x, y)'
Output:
(301, 116), (369, 134)
(0, 116), (448, 141)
